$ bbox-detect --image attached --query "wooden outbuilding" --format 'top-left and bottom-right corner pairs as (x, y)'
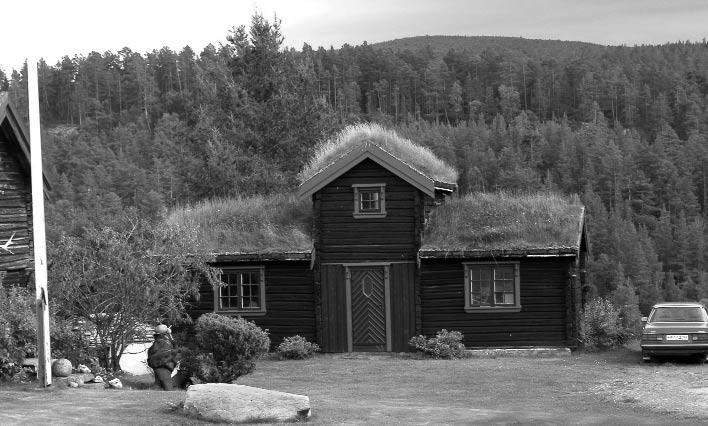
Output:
(185, 124), (587, 351)
(0, 93), (49, 287)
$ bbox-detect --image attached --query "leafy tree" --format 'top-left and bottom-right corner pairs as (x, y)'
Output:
(48, 214), (218, 370)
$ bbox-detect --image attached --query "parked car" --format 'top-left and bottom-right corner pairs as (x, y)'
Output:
(641, 302), (708, 362)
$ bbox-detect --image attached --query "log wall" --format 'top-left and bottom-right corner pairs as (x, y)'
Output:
(0, 125), (33, 286)
(420, 258), (574, 347)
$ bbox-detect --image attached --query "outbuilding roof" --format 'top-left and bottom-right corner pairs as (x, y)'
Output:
(419, 192), (586, 259)
(166, 194), (313, 260)
(172, 191), (585, 260)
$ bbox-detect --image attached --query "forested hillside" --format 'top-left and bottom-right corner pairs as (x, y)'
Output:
(3, 15), (708, 313)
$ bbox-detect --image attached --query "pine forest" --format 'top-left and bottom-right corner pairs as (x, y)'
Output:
(4, 14), (708, 315)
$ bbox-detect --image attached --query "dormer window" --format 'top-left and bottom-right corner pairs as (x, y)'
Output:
(353, 184), (386, 218)
(360, 189), (381, 212)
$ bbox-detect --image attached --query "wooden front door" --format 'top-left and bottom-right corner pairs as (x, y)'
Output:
(347, 266), (390, 351)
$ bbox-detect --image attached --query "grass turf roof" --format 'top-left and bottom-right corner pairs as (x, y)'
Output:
(421, 192), (584, 253)
(166, 193), (312, 255)
(298, 123), (458, 185)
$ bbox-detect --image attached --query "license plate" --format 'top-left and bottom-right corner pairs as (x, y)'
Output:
(666, 335), (689, 341)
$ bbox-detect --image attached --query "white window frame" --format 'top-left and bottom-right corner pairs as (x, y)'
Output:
(214, 266), (266, 315)
(352, 183), (387, 218)
(463, 262), (521, 313)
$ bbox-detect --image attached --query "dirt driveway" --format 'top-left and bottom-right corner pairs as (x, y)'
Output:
(0, 346), (706, 425)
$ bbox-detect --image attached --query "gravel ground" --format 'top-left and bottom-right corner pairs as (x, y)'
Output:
(591, 359), (708, 420)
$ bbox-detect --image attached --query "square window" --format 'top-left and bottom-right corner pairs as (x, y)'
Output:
(352, 184), (387, 218)
(215, 268), (266, 314)
(464, 263), (521, 312)
(360, 190), (380, 212)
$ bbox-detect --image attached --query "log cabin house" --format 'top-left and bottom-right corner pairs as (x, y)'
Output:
(182, 124), (587, 352)
(0, 93), (49, 287)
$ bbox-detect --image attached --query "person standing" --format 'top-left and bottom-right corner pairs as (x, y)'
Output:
(147, 324), (176, 390)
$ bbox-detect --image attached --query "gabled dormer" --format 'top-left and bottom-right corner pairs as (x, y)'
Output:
(297, 124), (457, 264)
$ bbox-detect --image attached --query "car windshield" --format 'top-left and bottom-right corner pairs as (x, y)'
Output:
(650, 306), (706, 322)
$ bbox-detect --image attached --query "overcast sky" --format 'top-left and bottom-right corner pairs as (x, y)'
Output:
(2, 0), (708, 73)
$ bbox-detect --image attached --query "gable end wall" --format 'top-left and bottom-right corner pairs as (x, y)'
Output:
(316, 158), (423, 263)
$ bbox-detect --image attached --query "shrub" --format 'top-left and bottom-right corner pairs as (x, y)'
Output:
(189, 313), (270, 383)
(50, 318), (94, 366)
(0, 282), (36, 382)
(580, 297), (633, 350)
(276, 335), (320, 359)
(409, 329), (466, 359)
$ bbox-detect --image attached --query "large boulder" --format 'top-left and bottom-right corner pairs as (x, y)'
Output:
(183, 384), (311, 423)
(51, 358), (73, 377)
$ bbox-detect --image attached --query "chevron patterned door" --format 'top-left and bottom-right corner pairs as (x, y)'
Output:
(349, 266), (388, 351)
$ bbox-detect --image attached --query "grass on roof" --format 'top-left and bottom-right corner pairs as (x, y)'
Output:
(298, 123), (458, 184)
(422, 191), (584, 252)
(166, 193), (312, 254)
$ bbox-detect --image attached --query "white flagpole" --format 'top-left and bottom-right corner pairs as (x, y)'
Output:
(27, 57), (51, 387)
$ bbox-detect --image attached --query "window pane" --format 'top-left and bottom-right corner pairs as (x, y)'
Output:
(239, 271), (261, 309)
(470, 266), (493, 306)
(496, 267), (514, 280)
(480, 284), (491, 305)
(495, 280), (513, 293)
(248, 292), (260, 308)
(360, 190), (380, 211)
(503, 293), (514, 304)
(219, 274), (239, 309)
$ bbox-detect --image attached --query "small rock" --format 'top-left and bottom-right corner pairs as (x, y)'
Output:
(93, 375), (104, 383)
(106, 378), (123, 389)
(67, 375), (84, 387)
(76, 364), (91, 374)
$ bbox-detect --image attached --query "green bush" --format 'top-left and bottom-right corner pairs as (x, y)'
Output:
(189, 313), (270, 383)
(276, 335), (320, 359)
(409, 329), (466, 359)
(50, 319), (94, 366)
(0, 283), (36, 381)
(580, 297), (633, 350)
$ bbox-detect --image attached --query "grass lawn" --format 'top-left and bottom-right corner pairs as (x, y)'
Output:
(1, 347), (707, 425)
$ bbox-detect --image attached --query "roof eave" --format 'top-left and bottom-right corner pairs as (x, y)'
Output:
(418, 247), (580, 259)
(208, 251), (312, 262)
(298, 142), (453, 199)
(0, 93), (52, 195)
(434, 181), (457, 192)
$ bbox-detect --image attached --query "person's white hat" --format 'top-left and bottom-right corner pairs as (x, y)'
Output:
(154, 324), (170, 335)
